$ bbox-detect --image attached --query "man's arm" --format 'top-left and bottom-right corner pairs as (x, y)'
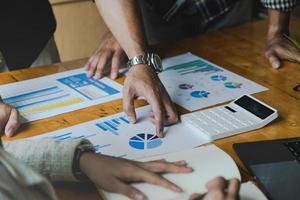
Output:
(94, 0), (148, 59)
(88, 0), (178, 137)
(262, 0), (300, 68)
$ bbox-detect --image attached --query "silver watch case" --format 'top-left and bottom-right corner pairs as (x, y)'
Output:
(127, 53), (163, 73)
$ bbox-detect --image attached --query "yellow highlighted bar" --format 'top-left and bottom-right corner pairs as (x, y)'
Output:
(20, 98), (83, 115)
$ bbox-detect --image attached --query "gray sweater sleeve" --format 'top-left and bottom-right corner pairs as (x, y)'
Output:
(3, 139), (91, 182)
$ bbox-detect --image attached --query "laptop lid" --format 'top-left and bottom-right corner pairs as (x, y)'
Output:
(233, 137), (300, 200)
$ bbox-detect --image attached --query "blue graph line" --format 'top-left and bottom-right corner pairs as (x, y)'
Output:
(120, 116), (130, 124)
(16, 94), (71, 109)
(53, 133), (96, 141)
(94, 144), (112, 153)
(53, 132), (72, 139)
(112, 119), (120, 124)
(96, 124), (107, 131)
(3, 86), (62, 104)
(57, 136), (72, 141)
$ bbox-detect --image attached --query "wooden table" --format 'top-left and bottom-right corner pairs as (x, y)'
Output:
(2, 18), (300, 200)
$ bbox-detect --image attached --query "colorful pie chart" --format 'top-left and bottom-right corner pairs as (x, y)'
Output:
(224, 82), (242, 89)
(129, 133), (162, 150)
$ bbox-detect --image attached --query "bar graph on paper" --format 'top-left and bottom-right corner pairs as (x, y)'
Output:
(163, 59), (222, 75)
(27, 106), (207, 160)
(50, 132), (112, 154)
(95, 116), (130, 135)
(0, 68), (123, 122)
(3, 86), (83, 117)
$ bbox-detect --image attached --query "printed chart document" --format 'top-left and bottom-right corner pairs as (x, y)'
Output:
(0, 68), (123, 122)
(159, 53), (267, 111)
(101, 145), (267, 200)
(28, 106), (210, 159)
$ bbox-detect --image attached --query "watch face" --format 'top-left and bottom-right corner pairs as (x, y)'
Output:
(151, 54), (163, 72)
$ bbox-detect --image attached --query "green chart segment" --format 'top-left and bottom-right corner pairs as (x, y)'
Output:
(163, 59), (223, 75)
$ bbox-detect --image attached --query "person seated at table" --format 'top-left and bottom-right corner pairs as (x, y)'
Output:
(0, 0), (60, 72)
(0, 138), (240, 200)
(85, 0), (300, 138)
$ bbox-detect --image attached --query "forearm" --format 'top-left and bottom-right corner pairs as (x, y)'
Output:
(95, 0), (148, 58)
(267, 9), (290, 39)
(3, 139), (89, 182)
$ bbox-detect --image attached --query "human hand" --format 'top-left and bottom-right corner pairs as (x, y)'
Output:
(80, 153), (193, 200)
(85, 32), (127, 80)
(123, 65), (178, 137)
(189, 177), (240, 200)
(265, 34), (300, 69)
(0, 102), (20, 137)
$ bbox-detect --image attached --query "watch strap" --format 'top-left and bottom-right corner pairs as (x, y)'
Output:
(72, 143), (95, 181)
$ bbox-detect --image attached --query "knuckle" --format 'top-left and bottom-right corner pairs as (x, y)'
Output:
(264, 51), (271, 57)
(214, 190), (225, 198)
(272, 44), (282, 52)
(232, 178), (239, 183)
(120, 163), (134, 174)
(151, 174), (162, 184)
(215, 176), (225, 181)
(169, 114), (179, 123)
(89, 62), (97, 70)
(126, 188), (139, 200)
(153, 110), (163, 117)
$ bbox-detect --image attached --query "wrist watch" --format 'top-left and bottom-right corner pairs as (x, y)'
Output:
(72, 143), (95, 181)
(127, 53), (163, 73)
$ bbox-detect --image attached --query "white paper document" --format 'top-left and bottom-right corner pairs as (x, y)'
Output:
(0, 68), (123, 122)
(160, 53), (268, 111)
(102, 145), (267, 200)
(28, 106), (210, 159)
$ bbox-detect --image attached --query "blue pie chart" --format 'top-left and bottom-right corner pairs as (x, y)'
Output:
(129, 133), (162, 150)
(190, 90), (210, 98)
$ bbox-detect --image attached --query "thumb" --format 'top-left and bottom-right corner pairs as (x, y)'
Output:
(5, 109), (20, 137)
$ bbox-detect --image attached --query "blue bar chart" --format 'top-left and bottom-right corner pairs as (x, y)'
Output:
(93, 144), (112, 153)
(95, 116), (130, 135)
(52, 132), (96, 141)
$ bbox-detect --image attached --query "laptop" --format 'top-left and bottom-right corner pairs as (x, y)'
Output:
(233, 137), (300, 200)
